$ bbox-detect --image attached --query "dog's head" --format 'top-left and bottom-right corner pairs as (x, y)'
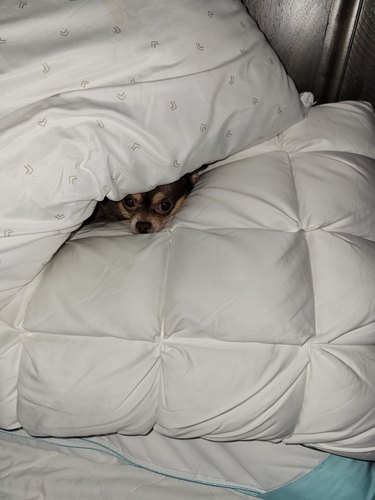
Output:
(117, 168), (204, 234)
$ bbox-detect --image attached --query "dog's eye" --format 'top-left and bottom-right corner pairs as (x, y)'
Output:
(124, 196), (136, 209)
(160, 200), (172, 212)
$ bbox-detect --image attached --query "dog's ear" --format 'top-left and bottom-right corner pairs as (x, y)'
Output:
(189, 164), (208, 186)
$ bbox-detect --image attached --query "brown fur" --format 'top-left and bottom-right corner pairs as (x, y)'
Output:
(88, 166), (206, 233)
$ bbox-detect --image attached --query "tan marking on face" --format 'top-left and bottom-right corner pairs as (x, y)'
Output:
(151, 191), (166, 206)
(116, 202), (130, 219)
(169, 195), (188, 216)
(132, 193), (144, 204)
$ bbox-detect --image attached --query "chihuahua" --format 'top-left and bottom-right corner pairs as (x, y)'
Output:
(89, 166), (206, 234)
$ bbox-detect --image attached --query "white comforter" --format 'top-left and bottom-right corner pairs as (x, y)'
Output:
(1, 101), (374, 462)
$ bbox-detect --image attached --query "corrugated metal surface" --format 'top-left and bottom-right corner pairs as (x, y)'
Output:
(338, 0), (375, 106)
(243, 0), (375, 107)
(243, 0), (333, 96)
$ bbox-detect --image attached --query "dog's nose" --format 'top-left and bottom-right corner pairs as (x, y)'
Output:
(136, 221), (152, 233)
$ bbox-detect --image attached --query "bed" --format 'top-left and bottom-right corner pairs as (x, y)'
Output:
(0, 1), (374, 498)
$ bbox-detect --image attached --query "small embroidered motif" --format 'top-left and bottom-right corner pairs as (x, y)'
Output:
(116, 92), (127, 101)
(24, 164), (33, 175)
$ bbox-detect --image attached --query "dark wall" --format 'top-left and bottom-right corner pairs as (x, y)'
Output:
(338, 1), (375, 107)
(243, 0), (375, 108)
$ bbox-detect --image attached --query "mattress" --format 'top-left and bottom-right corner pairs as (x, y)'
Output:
(0, 0), (374, 499)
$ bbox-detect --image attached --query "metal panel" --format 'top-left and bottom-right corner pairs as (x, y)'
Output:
(243, 0), (374, 107)
(314, 0), (364, 103)
(338, 0), (375, 106)
(243, 0), (333, 97)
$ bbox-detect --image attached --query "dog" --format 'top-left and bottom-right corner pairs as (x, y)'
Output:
(88, 166), (206, 233)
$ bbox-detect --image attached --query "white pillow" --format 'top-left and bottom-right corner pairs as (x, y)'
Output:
(0, 0), (305, 189)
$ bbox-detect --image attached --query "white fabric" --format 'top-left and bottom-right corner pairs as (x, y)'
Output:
(1, 101), (374, 461)
(0, 431), (259, 500)
(0, 0), (304, 309)
(94, 431), (327, 492)
(0, 428), (327, 497)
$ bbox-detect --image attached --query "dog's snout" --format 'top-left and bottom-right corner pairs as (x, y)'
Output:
(136, 221), (153, 234)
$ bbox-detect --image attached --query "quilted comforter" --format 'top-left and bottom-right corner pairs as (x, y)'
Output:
(1, 100), (375, 463)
